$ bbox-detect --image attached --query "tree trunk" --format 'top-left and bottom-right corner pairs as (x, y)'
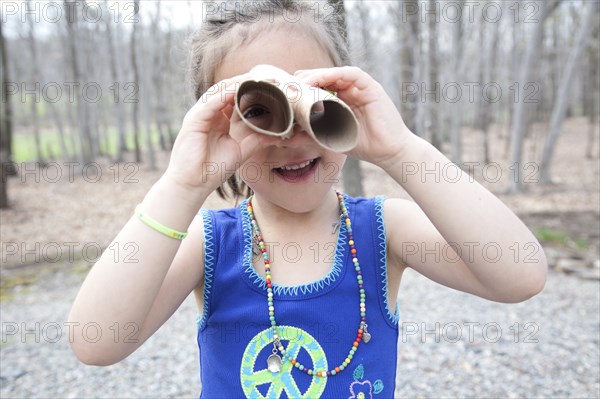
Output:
(50, 104), (71, 160)
(151, 0), (169, 154)
(428, 0), (441, 151)
(64, 0), (93, 164)
(479, 9), (500, 164)
(162, 20), (176, 148)
(539, 2), (596, 184)
(397, 0), (419, 134)
(0, 18), (12, 208)
(329, 0), (364, 197)
(506, 0), (562, 193)
(104, 0), (128, 162)
(26, 0), (44, 164)
(130, 0), (142, 163)
(449, 0), (465, 165)
(585, 18), (599, 159)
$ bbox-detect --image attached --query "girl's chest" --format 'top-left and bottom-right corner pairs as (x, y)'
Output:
(251, 234), (339, 286)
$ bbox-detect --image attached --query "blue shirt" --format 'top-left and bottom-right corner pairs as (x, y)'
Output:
(197, 195), (399, 398)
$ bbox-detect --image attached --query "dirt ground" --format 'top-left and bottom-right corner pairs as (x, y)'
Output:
(1, 117), (598, 273)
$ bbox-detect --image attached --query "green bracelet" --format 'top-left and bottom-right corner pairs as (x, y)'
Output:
(134, 204), (188, 240)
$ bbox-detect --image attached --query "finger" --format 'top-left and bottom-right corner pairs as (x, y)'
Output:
(183, 81), (241, 134)
(221, 103), (235, 120)
(295, 66), (372, 92)
(188, 72), (253, 120)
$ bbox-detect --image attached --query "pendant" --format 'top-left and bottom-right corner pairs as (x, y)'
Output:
(267, 353), (282, 373)
(252, 231), (261, 257)
(361, 322), (371, 343)
(363, 331), (371, 343)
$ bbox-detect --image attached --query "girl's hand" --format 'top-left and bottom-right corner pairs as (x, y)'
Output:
(294, 67), (415, 167)
(163, 75), (269, 195)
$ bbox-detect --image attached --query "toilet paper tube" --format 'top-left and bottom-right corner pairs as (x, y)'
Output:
(234, 65), (358, 153)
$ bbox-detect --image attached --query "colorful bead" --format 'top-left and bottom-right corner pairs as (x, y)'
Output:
(247, 191), (366, 378)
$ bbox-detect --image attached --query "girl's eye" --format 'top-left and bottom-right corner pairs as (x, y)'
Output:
(243, 105), (270, 119)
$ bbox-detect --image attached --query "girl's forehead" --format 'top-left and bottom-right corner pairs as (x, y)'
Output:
(214, 27), (335, 82)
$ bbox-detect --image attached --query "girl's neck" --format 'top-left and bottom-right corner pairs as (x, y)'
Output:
(249, 190), (340, 229)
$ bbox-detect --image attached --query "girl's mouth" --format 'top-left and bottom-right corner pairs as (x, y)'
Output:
(273, 158), (319, 183)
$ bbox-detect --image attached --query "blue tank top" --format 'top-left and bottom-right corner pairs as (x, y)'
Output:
(197, 195), (399, 398)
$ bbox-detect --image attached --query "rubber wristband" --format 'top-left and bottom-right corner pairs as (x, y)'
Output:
(134, 204), (188, 240)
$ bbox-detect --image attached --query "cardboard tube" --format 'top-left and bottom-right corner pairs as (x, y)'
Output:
(234, 79), (294, 138)
(234, 65), (358, 152)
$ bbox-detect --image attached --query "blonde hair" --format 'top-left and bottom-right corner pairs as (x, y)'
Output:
(186, 0), (351, 198)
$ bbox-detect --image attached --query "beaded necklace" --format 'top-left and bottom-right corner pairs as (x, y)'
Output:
(246, 191), (371, 378)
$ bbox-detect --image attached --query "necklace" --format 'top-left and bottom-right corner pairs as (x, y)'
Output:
(246, 191), (371, 378)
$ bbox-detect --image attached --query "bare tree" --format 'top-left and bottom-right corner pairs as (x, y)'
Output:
(162, 15), (176, 147)
(329, 0), (364, 197)
(584, 15), (599, 159)
(104, 0), (129, 162)
(150, 0), (174, 155)
(49, 20), (73, 161)
(0, 18), (12, 208)
(539, 1), (597, 184)
(448, 0), (466, 165)
(477, 3), (500, 164)
(25, 0), (44, 164)
(506, 0), (562, 193)
(142, 2), (158, 171)
(64, 0), (93, 164)
(427, 0), (442, 151)
(130, 0), (142, 162)
(394, 0), (421, 135)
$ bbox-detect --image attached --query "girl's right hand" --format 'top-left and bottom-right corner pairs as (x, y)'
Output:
(162, 75), (268, 196)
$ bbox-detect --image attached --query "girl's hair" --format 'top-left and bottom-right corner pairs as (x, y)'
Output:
(186, 0), (351, 200)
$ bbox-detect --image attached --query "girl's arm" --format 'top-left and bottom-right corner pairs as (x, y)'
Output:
(296, 67), (547, 303)
(381, 137), (546, 303)
(68, 74), (266, 364)
(68, 179), (209, 365)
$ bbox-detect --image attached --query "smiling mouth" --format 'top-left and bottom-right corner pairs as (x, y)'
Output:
(273, 158), (319, 181)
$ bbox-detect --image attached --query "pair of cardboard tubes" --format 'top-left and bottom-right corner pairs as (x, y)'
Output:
(234, 65), (358, 153)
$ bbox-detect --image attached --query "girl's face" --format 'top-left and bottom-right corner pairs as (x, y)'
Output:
(215, 26), (347, 213)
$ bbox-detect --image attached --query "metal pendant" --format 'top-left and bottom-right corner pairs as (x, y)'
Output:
(252, 231), (261, 257)
(363, 331), (371, 343)
(267, 353), (282, 373)
(361, 322), (371, 343)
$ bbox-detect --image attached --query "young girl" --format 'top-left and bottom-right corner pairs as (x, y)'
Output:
(68, 1), (547, 397)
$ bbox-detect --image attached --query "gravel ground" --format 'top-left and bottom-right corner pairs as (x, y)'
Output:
(1, 117), (598, 397)
(1, 261), (598, 398)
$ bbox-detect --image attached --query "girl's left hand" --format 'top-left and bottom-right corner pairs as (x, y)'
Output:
(294, 66), (414, 167)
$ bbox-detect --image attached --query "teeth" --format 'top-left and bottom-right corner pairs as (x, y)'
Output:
(281, 159), (314, 171)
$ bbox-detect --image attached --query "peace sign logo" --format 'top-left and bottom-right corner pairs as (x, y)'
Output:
(240, 326), (328, 398)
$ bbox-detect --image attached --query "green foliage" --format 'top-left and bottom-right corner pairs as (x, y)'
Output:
(535, 228), (588, 249)
(0, 274), (37, 302)
(12, 128), (165, 162)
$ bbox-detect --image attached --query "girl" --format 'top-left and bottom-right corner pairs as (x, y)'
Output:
(68, 1), (547, 397)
